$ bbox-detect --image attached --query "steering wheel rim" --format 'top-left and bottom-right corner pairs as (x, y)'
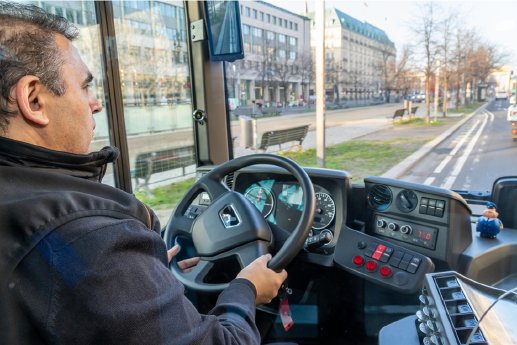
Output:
(163, 154), (316, 292)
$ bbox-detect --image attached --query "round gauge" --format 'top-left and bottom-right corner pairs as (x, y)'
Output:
(244, 186), (275, 218)
(396, 189), (418, 213)
(312, 192), (336, 230)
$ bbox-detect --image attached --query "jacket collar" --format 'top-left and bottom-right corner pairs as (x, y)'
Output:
(0, 136), (119, 182)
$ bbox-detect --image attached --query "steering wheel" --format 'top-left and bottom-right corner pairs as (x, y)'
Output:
(163, 154), (315, 292)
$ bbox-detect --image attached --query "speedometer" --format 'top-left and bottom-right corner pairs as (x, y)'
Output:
(312, 192), (336, 230)
(244, 186), (275, 217)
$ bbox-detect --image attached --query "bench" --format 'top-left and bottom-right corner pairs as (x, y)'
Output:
(392, 108), (406, 121)
(133, 146), (196, 189)
(258, 125), (309, 151)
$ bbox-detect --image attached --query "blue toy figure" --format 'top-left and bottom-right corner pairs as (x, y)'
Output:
(476, 202), (504, 239)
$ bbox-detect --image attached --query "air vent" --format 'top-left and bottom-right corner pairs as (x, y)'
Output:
(224, 172), (235, 189)
(367, 184), (393, 211)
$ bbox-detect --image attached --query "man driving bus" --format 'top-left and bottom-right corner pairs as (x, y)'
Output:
(0, 2), (287, 344)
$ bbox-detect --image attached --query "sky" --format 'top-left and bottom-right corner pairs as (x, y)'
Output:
(262, 0), (517, 70)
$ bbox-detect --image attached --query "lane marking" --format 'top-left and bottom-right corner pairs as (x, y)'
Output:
(486, 110), (494, 121)
(441, 113), (489, 190)
(424, 177), (435, 185)
(433, 119), (481, 174)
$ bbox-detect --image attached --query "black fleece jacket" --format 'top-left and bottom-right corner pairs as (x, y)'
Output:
(0, 137), (260, 345)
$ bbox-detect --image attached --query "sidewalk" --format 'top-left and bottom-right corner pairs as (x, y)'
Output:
(234, 105), (467, 159)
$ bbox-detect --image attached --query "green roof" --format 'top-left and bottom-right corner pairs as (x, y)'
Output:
(334, 8), (394, 47)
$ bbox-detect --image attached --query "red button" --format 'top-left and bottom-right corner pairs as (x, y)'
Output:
(366, 260), (377, 272)
(372, 244), (387, 260)
(353, 255), (364, 266)
(380, 266), (393, 277)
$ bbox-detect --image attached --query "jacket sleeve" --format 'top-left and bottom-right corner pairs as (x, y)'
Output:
(46, 217), (261, 345)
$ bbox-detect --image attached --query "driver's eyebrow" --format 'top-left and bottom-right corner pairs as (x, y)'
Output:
(82, 72), (94, 86)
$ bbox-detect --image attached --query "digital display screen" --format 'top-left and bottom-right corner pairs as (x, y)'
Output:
(280, 184), (303, 206)
(411, 228), (438, 249)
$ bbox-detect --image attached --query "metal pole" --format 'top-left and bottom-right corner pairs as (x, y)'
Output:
(252, 118), (257, 152)
(315, 0), (326, 167)
(434, 60), (440, 122)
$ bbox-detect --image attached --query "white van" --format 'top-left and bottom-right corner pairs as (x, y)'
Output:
(495, 91), (508, 100)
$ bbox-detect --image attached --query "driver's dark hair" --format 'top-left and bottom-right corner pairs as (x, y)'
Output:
(0, 1), (78, 134)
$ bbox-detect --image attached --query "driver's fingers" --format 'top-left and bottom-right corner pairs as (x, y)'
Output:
(178, 257), (201, 271)
(167, 244), (180, 263)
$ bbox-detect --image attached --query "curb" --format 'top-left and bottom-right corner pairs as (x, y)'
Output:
(381, 104), (488, 179)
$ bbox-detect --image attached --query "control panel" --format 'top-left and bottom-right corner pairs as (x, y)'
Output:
(374, 215), (438, 250)
(416, 272), (489, 345)
(334, 228), (434, 293)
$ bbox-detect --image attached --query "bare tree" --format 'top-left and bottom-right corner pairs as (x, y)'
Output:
(392, 45), (414, 99)
(277, 58), (293, 107)
(412, 2), (440, 122)
(326, 55), (345, 103)
(437, 11), (458, 116)
(259, 33), (277, 106)
(450, 26), (507, 107)
(376, 43), (412, 102)
(297, 51), (314, 106)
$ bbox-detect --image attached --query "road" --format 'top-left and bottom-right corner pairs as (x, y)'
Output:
(401, 100), (517, 193)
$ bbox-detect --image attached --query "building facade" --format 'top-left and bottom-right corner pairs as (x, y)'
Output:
(228, 1), (311, 108)
(312, 8), (396, 103)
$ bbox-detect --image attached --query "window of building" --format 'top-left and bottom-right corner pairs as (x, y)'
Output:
(294, 23), (298, 31)
(272, 16), (277, 25)
(253, 27), (262, 38)
(278, 34), (285, 43)
(260, 11), (264, 21)
(289, 51), (296, 60)
(246, 7), (250, 17)
(136, 1), (150, 10)
(165, 27), (177, 40)
(289, 21), (293, 30)
(267, 14), (271, 23)
(289, 37), (296, 46)
(252, 9), (257, 19)
(156, 2), (176, 17)
(278, 49), (286, 59)
(267, 31), (275, 41)
(243, 24), (250, 36)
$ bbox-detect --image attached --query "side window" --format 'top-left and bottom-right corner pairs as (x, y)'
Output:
(22, 1), (115, 185)
(113, 1), (195, 223)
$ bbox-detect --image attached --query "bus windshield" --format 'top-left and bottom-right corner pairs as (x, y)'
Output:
(4, 1), (517, 345)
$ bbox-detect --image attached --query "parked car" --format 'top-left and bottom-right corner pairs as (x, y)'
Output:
(407, 92), (425, 103)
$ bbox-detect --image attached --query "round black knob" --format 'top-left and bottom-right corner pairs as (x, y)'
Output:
(377, 219), (387, 228)
(388, 222), (398, 231)
(400, 225), (413, 234)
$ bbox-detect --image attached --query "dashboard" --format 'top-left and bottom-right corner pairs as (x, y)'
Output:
(190, 166), (473, 269)
(182, 166), (480, 293)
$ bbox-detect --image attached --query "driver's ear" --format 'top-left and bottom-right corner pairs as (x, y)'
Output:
(14, 76), (50, 126)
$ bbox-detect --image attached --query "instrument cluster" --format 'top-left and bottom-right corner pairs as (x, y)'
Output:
(242, 179), (337, 234)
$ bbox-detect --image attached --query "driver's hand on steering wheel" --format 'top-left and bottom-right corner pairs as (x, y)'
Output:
(167, 244), (201, 273)
(236, 254), (288, 305)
